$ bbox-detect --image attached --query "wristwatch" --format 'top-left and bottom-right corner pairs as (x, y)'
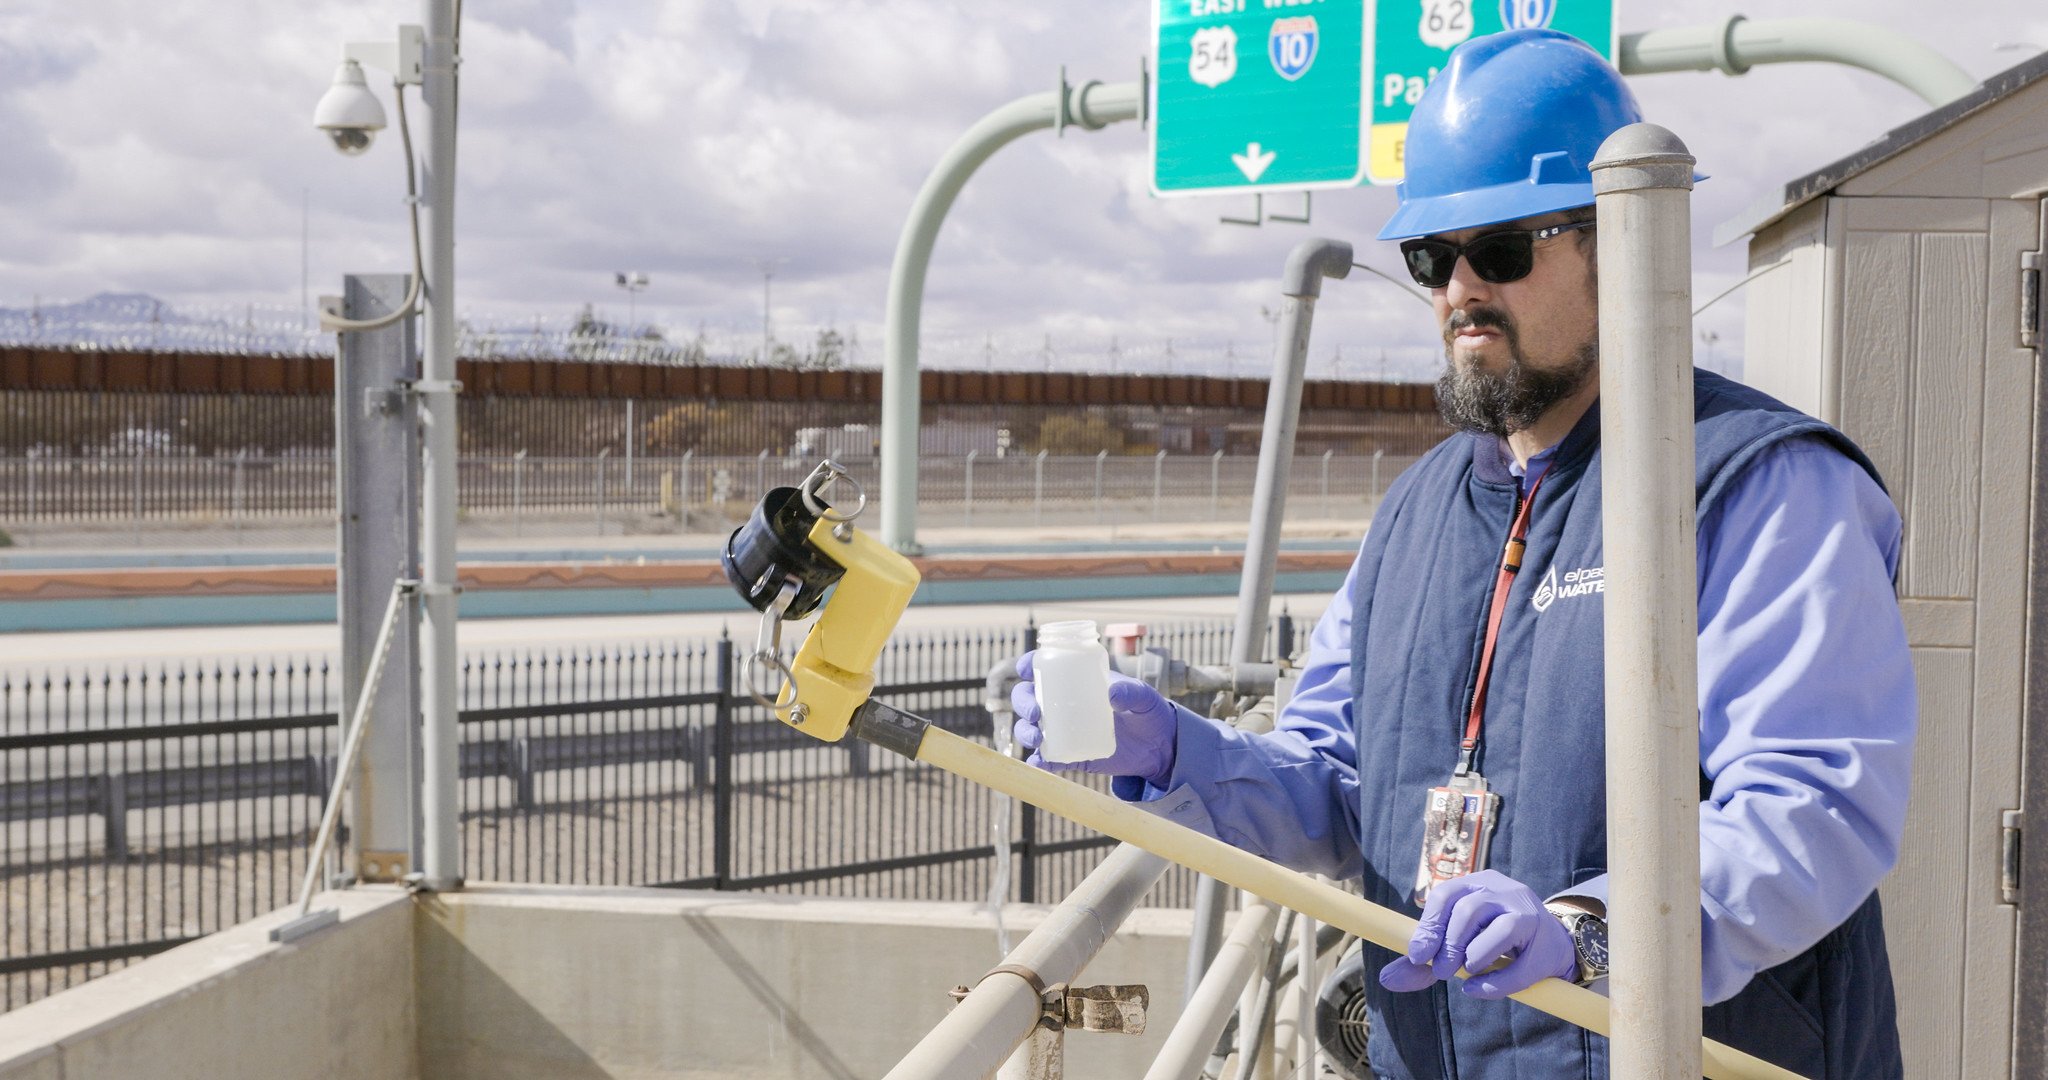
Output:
(1546, 903), (1610, 986)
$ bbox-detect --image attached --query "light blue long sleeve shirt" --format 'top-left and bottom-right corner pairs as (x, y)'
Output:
(1116, 433), (1916, 1005)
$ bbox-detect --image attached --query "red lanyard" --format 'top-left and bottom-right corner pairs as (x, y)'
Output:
(1457, 464), (1548, 775)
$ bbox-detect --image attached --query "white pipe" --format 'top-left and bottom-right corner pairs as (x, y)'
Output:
(879, 79), (1141, 554)
(1227, 238), (1352, 668)
(1143, 900), (1279, 1080)
(417, 0), (462, 890)
(1187, 238), (1355, 998)
(888, 843), (1168, 1080)
(295, 581), (407, 915)
(1294, 907), (1316, 1075)
(1591, 123), (1704, 1078)
(1619, 16), (1975, 107)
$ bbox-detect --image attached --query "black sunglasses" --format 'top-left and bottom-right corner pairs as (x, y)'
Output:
(1398, 219), (1597, 289)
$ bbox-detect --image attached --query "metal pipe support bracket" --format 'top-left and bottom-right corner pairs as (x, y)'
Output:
(950, 965), (1150, 1036)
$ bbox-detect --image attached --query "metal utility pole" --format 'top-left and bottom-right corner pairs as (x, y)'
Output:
(334, 274), (422, 883)
(614, 271), (648, 330)
(1590, 123), (1702, 1078)
(417, 0), (462, 891)
(880, 76), (1141, 554)
(755, 258), (784, 365)
(1190, 237), (1353, 1000)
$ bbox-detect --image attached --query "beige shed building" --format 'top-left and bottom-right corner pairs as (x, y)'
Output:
(1722, 49), (2048, 1079)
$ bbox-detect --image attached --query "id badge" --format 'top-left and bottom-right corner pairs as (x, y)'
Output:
(1411, 772), (1502, 906)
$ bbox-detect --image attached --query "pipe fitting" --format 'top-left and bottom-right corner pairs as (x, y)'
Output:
(1710, 15), (1751, 77)
(1280, 238), (1355, 300)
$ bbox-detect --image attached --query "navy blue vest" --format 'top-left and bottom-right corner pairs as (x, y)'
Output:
(1347, 369), (1903, 1079)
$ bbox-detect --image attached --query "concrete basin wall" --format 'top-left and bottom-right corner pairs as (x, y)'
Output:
(0, 888), (417, 1080)
(417, 884), (1196, 1080)
(0, 882), (1198, 1079)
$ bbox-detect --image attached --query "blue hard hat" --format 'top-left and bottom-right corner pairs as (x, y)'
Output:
(1377, 29), (1643, 241)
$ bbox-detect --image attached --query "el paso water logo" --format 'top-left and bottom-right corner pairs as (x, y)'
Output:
(1530, 564), (1604, 613)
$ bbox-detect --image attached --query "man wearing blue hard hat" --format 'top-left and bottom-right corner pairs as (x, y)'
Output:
(1012, 26), (1915, 1078)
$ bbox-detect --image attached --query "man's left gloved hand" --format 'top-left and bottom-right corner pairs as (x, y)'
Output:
(1377, 869), (1577, 1000)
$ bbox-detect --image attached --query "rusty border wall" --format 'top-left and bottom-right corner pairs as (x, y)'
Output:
(0, 347), (1451, 459)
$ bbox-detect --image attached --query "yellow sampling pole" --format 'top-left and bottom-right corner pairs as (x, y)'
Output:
(740, 498), (1804, 1080)
(887, 721), (1803, 1080)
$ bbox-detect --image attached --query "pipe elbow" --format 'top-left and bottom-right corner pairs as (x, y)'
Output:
(1281, 238), (1354, 300)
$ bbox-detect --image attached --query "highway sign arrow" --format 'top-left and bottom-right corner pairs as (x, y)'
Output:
(1151, 0), (1367, 196)
(1231, 142), (1277, 183)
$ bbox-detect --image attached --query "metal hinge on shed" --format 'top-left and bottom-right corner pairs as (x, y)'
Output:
(2004, 809), (2023, 905)
(2023, 251), (2041, 351)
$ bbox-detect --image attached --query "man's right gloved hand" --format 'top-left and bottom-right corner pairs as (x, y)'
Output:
(1009, 651), (1180, 788)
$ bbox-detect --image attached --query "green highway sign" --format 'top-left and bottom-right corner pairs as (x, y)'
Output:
(1368, 0), (1616, 183)
(1151, 0), (1370, 197)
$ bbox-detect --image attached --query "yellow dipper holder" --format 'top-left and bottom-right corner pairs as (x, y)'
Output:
(764, 509), (1805, 1080)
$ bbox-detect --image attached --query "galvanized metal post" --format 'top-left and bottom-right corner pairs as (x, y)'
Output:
(1210, 450), (1223, 521)
(1093, 450), (1107, 524)
(596, 447), (610, 536)
(512, 449), (525, 537)
(335, 272), (422, 882)
(1319, 449), (1332, 516)
(880, 79), (1142, 554)
(1034, 449), (1046, 527)
(965, 449), (978, 527)
(1190, 237), (1354, 1002)
(1152, 449), (1166, 522)
(232, 449), (246, 537)
(1590, 123), (1702, 1078)
(417, 0), (462, 891)
(682, 449), (694, 517)
(130, 444), (142, 547)
(624, 398), (635, 494)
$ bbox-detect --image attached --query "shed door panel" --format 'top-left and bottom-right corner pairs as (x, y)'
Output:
(1827, 193), (2030, 1080)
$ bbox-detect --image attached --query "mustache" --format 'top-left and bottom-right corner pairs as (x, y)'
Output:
(1443, 307), (1514, 344)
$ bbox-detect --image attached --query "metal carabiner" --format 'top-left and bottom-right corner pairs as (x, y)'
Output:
(800, 459), (867, 523)
(743, 578), (802, 712)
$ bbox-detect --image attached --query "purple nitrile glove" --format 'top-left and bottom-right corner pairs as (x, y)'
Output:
(1377, 869), (1578, 1000)
(1009, 651), (1178, 788)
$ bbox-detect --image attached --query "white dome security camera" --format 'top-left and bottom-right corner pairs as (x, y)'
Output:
(313, 59), (387, 156)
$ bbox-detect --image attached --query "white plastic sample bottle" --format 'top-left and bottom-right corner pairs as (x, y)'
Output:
(1033, 620), (1118, 763)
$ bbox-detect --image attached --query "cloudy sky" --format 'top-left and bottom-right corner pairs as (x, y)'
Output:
(2, 0), (2044, 380)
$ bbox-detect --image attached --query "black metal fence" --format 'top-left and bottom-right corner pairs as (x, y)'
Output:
(0, 614), (1294, 1010)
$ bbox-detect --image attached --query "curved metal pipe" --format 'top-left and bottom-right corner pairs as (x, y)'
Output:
(1144, 900), (1280, 1080)
(1620, 16), (1976, 107)
(880, 80), (1143, 554)
(886, 842), (1168, 1080)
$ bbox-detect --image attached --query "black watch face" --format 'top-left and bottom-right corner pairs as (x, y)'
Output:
(1579, 919), (1609, 971)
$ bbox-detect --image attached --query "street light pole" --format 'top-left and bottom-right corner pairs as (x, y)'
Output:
(416, 0), (462, 891)
(755, 259), (784, 365)
(615, 271), (649, 332)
